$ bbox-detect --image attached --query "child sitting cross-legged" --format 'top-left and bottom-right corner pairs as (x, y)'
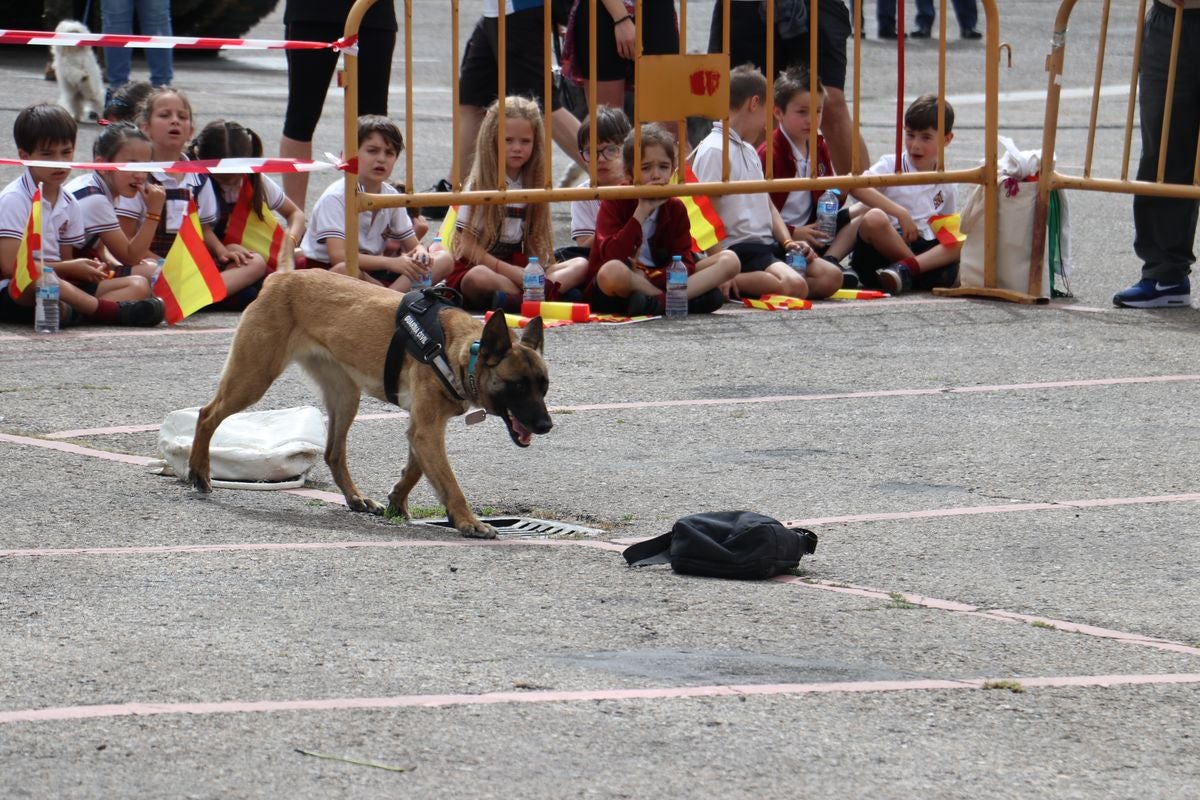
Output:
(584, 123), (740, 316)
(851, 94), (963, 294)
(692, 64), (842, 301)
(556, 105), (633, 262)
(300, 115), (452, 291)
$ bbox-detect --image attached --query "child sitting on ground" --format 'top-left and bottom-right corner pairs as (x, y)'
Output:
(191, 120), (306, 274)
(446, 95), (588, 311)
(585, 123), (739, 315)
(117, 87), (266, 305)
(851, 94), (963, 294)
(557, 105), (633, 262)
(692, 64), (841, 301)
(65, 122), (163, 281)
(0, 103), (162, 327)
(300, 115), (452, 291)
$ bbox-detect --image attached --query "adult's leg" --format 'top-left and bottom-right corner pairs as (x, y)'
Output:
(876, 0), (897, 34)
(100, 0), (134, 89)
(914, 0), (935, 33)
(279, 23), (339, 206)
(135, 0), (173, 86)
(951, 0), (979, 34)
(1132, 5), (1200, 283)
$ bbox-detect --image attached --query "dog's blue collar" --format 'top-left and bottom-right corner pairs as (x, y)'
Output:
(467, 341), (480, 399)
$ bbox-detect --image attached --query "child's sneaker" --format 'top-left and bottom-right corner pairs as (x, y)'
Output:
(1111, 277), (1191, 308)
(625, 292), (664, 317)
(877, 263), (913, 295)
(116, 297), (165, 327)
(840, 267), (862, 290)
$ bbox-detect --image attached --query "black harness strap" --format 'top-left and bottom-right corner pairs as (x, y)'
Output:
(383, 286), (466, 406)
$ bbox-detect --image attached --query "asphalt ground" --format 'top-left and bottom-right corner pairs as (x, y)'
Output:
(2, 2), (1200, 798)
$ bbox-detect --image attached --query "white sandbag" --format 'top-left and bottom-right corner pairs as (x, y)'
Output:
(158, 406), (326, 490)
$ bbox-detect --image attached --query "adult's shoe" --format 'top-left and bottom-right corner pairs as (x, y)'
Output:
(961, 28), (983, 40)
(1111, 277), (1191, 308)
(910, 27), (932, 39)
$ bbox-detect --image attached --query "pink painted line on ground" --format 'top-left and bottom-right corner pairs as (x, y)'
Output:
(0, 536), (626, 559)
(0, 432), (156, 466)
(0, 326), (235, 344)
(39, 374), (1200, 440)
(5, 673), (1200, 725)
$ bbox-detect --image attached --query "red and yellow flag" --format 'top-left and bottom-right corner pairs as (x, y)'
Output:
(154, 199), (227, 324)
(930, 213), (966, 247)
(223, 179), (285, 271)
(8, 185), (42, 300)
(674, 163), (726, 253)
(742, 294), (812, 311)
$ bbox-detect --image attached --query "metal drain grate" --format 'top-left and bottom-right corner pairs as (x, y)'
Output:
(416, 516), (604, 538)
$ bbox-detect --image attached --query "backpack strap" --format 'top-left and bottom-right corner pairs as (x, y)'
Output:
(622, 531), (673, 567)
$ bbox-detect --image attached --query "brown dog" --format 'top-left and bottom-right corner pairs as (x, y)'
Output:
(187, 270), (552, 538)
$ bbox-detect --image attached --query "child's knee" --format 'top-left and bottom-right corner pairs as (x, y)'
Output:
(716, 250), (740, 277)
(596, 260), (630, 295)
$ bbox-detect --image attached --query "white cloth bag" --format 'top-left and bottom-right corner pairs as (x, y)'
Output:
(157, 406), (327, 490)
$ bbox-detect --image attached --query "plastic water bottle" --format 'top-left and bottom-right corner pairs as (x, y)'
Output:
(787, 248), (808, 277)
(522, 256), (545, 303)
(665, 255), (688, 319)
(429, 235), (445, 254)
(816, 189), (840, 244)
(34, 261), (60, 334)
(412, 251), (432, 290)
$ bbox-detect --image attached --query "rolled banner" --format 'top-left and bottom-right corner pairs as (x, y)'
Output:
(520, 300), (591, 321)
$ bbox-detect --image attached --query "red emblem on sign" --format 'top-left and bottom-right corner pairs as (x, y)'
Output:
(689, 70), (721, 96)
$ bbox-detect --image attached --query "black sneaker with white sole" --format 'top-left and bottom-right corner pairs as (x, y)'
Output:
(877, 263), (913, 295)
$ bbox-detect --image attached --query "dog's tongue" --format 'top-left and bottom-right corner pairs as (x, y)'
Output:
(512, 417), (533, 446)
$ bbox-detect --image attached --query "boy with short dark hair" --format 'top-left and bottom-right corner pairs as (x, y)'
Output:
(567, 106), (633, 254)
(851, 93), (963, 294)
(692, 64), (843, 301)
(0, 103), (163, 326)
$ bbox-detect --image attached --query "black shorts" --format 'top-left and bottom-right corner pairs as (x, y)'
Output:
(570, 0), (679, 82)
(282, 23), (395, 142)
(707, 0), (850, 90)
(0, 287), (34, 324)
(460, 10), (562, 110)
(726, 240), (786, 273)
(852, 235), (958, 289)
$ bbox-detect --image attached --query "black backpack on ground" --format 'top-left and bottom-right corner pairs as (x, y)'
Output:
(622, 511), (818, 580)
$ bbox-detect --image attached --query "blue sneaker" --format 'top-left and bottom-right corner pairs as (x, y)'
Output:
(1112, 277), (1191, 308)
(877, 263), (913, 295)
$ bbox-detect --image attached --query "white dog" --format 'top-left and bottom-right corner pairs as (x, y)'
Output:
(51, 20), (106, 122)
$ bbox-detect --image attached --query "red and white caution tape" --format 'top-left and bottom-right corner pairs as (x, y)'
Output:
(0, 29), (357, 51)
(0, 156), (342, 174)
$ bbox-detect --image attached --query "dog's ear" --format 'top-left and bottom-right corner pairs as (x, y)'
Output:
(520, 316), (544, 353)
(479, 309), (513, 365)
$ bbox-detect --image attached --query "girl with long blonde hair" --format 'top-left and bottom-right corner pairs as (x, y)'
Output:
(446, 96), (585, 310)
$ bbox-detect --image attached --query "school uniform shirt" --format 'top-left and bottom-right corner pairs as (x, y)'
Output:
(65, 172), (121, 258)
(692, 122), (776, 249)
(301, 179), (415, 264)
(0, 171), (86, 292)
(455, 175), (526, 250)
(115, 168), (219, 232)
(758, 127), (838, 226)
(863, 152), (957, 240)
(570, 180), (599, 243)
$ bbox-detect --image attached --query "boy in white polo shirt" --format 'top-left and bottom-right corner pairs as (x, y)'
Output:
(300, 115), (452, 290)
(852, 94), (962, 294)
(691, 64), (842, 301)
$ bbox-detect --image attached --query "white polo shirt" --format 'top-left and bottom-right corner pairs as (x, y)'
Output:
(692, 122), (775, 248)
(301, 179), (415, 263)
(570, 179), (598, 243)
(0, 171), (86, 267)
(65, 172), (121, 254)
(779, 130), (814, 228)
(456, 175), (526, 248)
(864, 152), (958, 240)
(115, 168), (219, 232)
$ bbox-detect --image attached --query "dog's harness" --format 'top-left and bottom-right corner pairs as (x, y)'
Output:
(383, 287), (481, 413)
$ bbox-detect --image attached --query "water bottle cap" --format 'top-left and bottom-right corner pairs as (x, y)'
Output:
(831, 189), (841, 196)
(529, 256), (539, 263)
(672, 254), (682, 261)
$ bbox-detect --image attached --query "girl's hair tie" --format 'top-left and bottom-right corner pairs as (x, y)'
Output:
(97, 118), (111, 126)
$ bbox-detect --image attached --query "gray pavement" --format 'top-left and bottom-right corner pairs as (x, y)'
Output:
(3, 2), (1200, 798)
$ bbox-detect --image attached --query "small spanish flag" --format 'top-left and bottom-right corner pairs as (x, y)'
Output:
(743, 294), (812, 311)
(154, 199), (227, 324)
(674, 163), (726, 253)
(930, 213), (966, 247)
(438, 206), (459, 253)
(223, 179), (285, 272)
(8, 184), (42, 300)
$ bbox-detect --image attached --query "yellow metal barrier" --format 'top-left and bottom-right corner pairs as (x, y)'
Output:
(1030, 0), (1200, 299)
(338, 0), (1003, 295)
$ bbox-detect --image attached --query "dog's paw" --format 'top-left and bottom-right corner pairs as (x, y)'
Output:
(189, 472), (212, 494)
(347, 496), (387, 515)
(457, 519), (498, 539)
(384, 503), (409, 521)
